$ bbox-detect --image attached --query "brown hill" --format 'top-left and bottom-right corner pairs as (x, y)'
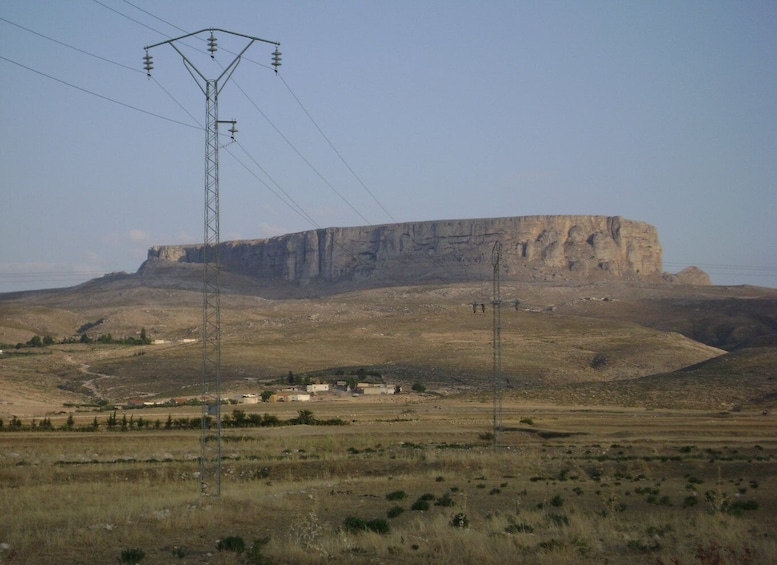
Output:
(2, 272), (776, 417)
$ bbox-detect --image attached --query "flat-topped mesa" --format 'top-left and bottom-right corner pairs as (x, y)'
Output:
(143, 215), (663, 287)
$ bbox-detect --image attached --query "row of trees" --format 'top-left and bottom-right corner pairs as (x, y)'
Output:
(0, 409), (347, 433)
(12, 328), (151, 350)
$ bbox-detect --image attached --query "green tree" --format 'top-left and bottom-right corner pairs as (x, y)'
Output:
(232, 409), (247, 427)
(412, 382), (426, 393)
(65, 414), (75, 430)
(28, 335), (43, 347)
(260, 390), (274, 402)
(43, 335), (55, 346)
(293, 410), (316, 425)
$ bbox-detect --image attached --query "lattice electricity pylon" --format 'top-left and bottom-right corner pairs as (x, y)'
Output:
(144, 29), (280, 496)
(491, 241), (504, 446)
(469, 243), (523, 446)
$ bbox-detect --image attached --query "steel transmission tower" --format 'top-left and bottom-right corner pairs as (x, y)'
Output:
(144, 29), (280, 496)
(491, 241), (504, 446)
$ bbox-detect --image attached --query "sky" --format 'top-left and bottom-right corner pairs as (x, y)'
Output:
(1, 0), (776, 292)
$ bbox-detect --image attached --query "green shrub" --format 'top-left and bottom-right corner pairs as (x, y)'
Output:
(505, 523), (534, 534)
(550, 494), (564, 507)
(343, 516), (367, 532)
(386, 490), (407, 501)
(450, 512), (469, 528)
(366, 518), (390, 534)
(387, 505), (405, 518)
(119, 548), (145, 563)
(435, 493), (455, 507)
(344, 517), (390, 534)
(726, 499), (759, 516)
(411, 499), (430, 511)
(244, 537), (271, 565)
(216, 536), (245, 553)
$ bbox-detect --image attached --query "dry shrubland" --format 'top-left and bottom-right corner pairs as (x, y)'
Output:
(2, 400), (775, 564)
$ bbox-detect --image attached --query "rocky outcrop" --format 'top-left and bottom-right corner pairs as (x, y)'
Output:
(664, 266), (712, 286)
(142, 215), (665, 289)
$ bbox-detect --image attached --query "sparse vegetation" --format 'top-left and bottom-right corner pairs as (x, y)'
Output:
(0, 404), (774, 564)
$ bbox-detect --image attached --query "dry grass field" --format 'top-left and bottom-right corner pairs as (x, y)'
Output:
(1, 277), (777, 563)
(1, 398), (776, 564)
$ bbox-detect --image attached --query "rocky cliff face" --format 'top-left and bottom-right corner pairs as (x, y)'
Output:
(143, 215), (663, 288)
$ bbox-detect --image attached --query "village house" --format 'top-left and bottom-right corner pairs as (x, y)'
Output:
(239, 393), (259, 404)
(355, 383), (397, 395)
(270, 392), (311, 402)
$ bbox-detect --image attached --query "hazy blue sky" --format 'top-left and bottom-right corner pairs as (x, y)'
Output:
(1, 0), (775, 292)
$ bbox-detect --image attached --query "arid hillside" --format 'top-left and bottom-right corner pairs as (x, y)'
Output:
(1, 272), (776, 417)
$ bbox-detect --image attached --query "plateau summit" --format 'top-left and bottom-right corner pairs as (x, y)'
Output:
(141, 216), (699, 293)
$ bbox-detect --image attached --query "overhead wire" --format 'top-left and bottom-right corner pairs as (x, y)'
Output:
(0, 54), (199, 130)
(0, 16), (142, 74)
(230, 77), (373, 225)
(663, 262), (777, 283)
(277, 73), (398, 224)
(90, 0), (168, 38)
(226, 142), (321, 229)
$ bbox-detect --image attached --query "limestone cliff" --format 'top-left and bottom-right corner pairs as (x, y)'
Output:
(142, 215), (663, 288)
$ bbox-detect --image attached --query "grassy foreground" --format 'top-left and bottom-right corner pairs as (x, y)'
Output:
(1, 398), (776, 564)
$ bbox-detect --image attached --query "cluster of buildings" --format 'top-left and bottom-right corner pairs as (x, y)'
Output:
(121, 380), (403, 408)
(238, 381), (401, 404)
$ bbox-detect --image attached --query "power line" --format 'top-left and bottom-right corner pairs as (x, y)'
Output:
(120, 0), (187, 34)
(664, 261), (777, 273)
(0, 55), (200, 130)
(277, 73), (398, 224)
(0, 271), (110, 281)
(91, 0), (168, 38)
(0, 16), (142, 73)
(226, 142), (321, 229)
(0, 15), (202, 130)
(231, 77), (373, 225)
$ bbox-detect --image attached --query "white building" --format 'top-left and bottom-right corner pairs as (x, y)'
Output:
(355, 383), (396, 395)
